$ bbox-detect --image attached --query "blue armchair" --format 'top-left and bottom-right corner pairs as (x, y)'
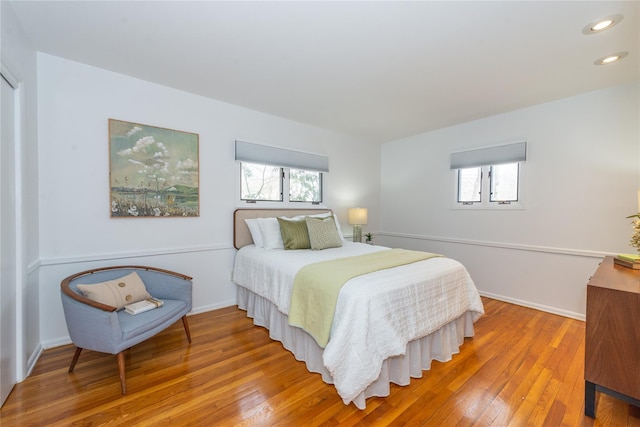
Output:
(60, 265), (193, 394)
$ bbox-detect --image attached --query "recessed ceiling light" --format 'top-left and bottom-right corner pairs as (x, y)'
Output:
(594, 51), (629, 65)
(582, 14), (623, 35)
(592, 19), (614, 31)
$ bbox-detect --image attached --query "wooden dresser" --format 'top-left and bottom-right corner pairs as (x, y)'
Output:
(585, 256), (640, 418)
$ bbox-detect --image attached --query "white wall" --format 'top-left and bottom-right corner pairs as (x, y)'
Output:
(1, 1), (40, 381)
(380, 83), (640, 319)
(14, 14), (638, 372)
(36, 53), (380, 347)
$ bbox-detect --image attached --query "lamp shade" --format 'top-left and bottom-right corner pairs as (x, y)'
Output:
(348, 207), (368, 225)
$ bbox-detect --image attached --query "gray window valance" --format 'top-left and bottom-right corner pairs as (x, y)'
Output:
(450, 141), (527, 169)
(235, 140), (329, 172)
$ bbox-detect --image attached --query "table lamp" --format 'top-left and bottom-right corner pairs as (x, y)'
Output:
(348, 207), (368, 242)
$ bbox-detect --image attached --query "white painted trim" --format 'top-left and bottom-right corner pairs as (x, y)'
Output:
(479, 291), (585, 322)
(39, 244), (234, 266)
(22, 343), (43, 382)
(41, 337), (71, 350)
(1, 63), (25, 393)
(27, 259), (40, 275)
(0, 63), (19, 89)
(188, 300), (236, 316)
(378, 231), (610, 259)
(13, 82), (25, 380)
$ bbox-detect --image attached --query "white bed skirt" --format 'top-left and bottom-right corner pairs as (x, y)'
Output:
(237, 286), (477, 409)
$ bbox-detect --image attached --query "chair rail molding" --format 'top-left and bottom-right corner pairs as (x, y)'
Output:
(39, 243), (233, 267)
(378, 231), (611, 259)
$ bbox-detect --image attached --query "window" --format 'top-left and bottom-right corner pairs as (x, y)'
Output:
(240, 162), (323, 204)
(289, 168), (322, 203)
(451, 142), (526, 208)
(240, 162), (282, 201)
(489, 163), (519, 202)
(236, 140), (328, 205)
(457, 163), (520, 205)
(457, 167), (482, 203)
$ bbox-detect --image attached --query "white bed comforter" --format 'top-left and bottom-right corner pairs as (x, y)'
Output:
(232, 242), (484, 405)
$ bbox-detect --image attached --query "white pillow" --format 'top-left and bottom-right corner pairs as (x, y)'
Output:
(244, 218), (264, 248)
(257, 217), (284, 250)
(331, 214), (346, 241)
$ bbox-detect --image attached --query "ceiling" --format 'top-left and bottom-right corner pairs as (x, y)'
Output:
(8, 1), (640, 143)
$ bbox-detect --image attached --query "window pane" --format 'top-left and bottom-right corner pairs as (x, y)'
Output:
(458, 167), (482, 203)
(240, 162), (282, 201)
(490, 163), (519, 202)
(290, 169), (322, 203)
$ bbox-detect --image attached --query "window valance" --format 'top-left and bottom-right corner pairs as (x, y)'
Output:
(235, 140), (329, 172)
(450, 141), (527, 169)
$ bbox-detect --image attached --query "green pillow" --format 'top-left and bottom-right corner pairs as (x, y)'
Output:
(306, 216), (343, 250)
(277, 217), (311, 250)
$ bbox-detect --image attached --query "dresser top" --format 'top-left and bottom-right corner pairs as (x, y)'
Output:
(588, 256), (640, 294)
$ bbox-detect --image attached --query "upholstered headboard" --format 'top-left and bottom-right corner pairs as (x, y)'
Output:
(233, 208), (333, 249)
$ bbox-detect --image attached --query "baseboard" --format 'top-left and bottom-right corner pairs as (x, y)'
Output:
(479, 291), (585, 321)
(22, 342), (44, 382)
(188, 299), (236, 315)
(41, 336), (72, 350)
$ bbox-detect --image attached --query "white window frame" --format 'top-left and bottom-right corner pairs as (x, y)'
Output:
(451, 162), (526, 210)
(288, 168), (323, 204)
(235, 140), (328, 207)
(450, 141), (527, 210)
(239, 162), (325, 207)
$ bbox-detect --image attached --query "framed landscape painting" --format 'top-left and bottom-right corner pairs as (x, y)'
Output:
(109, 119), (199, 217)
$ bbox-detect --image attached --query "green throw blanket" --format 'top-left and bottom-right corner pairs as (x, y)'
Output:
(288, 248), (442, 347)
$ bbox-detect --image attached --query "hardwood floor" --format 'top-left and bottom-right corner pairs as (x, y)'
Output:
(2, 297), (639, 426)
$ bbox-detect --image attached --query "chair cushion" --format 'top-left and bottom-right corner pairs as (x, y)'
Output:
(77, 271), (151, 309)
(118, 299), (187, 341)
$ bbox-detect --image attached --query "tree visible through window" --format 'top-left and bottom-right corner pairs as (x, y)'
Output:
(240, 162), (322, 203)
(241, 162), (282, 201)
(289, 169), (321, 203)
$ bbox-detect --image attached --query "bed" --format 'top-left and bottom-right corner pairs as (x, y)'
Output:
(232, 208), (484, 409)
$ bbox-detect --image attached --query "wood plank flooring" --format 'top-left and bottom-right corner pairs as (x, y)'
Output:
(2, 297), (639, 426)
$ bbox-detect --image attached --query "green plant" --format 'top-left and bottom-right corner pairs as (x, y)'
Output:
(627, 214), (640, 253)
(364, 232), (373, 243)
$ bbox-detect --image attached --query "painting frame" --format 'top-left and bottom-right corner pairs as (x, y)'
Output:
(109, 119), (200, 218)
